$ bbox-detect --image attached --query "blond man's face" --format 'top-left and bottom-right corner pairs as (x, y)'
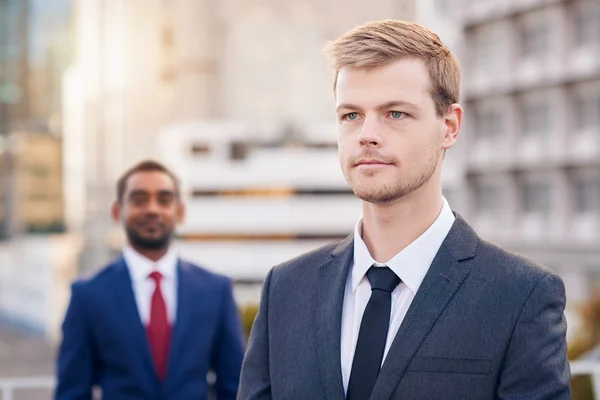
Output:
(335, 58), (458, 204)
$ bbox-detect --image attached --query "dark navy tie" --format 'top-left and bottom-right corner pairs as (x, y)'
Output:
(346, 266), (401, 400)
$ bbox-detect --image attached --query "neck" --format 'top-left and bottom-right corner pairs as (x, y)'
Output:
(360, 175), (443, 263)
(129, 244), (170, 262)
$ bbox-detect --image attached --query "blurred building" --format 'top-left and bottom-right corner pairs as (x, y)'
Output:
(0, 0), (29, 126)
(4, 132), (64, 233)
(413, 0), (469, 208)
(155, 120), (356, 303)
(0, 0), (29, 240)
(449, 0), (600, 333)
(63, 0), (419, 278)
(0, 0), (70, 239)
(0, 0), (75, 340)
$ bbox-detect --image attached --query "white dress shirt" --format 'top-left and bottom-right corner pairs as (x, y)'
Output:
(123, 245), (179, 325)
(340, 197), (456, 394)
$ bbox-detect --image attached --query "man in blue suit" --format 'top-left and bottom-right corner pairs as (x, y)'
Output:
(56, 160), (244, 400)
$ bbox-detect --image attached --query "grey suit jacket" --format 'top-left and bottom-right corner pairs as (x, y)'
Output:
(238, 215), (571, 399)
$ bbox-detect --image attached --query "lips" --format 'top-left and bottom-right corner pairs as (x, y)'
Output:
(139, 220), (164, 231)
(354, 159), (395, 169)
(355, 159), (391, 166)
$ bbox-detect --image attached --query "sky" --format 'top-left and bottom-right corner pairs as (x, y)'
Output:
(27, 0), (71, 67)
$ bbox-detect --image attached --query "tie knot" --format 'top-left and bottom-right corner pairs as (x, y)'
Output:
(367, 266), (400, 293)
(149, 270), (163, 283)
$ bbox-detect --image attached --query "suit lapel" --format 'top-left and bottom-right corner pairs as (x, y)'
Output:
(164, 261), (193, 384)
(315, 234), (354, 400)
(164, 261), (211, 389)
(112, 258), (160, 391)
(369, 215), (478, 400)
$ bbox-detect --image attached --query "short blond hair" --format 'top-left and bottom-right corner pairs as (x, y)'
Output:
(324, 20), (460, 117)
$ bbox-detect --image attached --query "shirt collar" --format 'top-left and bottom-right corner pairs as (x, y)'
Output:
(123, 245), (178, 282)
(352, 197), (456, 295)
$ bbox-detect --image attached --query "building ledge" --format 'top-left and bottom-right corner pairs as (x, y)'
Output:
(462, 0), (571, 29)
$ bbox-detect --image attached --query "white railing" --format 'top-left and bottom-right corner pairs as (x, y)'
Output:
(0, 374), (216, 399)
(0, 375), (54, 400)
(0, 364), (598, 399)
(571, 360), (600, 399)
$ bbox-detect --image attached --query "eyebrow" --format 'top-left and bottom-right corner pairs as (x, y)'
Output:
(128, 189), (176, 197)
(129, 189), (149, 196)
(336, 100), (421, 114)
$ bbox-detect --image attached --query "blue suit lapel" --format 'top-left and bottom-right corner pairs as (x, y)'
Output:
(163, 260), (213, 390)
(111, 258), (160, 393)
(166, 260), (194, 373)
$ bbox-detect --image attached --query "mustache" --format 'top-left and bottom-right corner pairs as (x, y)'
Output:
(350, 150), (398, 165)
(137, 215), (165, 225)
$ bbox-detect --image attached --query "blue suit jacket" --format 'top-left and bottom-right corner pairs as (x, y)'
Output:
(55, 256), (244, 400)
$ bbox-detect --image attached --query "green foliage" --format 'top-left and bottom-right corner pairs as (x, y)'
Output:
(24, 220), (66, 234)
(239, 303), (259, 341)
(569, 293), (600, 399)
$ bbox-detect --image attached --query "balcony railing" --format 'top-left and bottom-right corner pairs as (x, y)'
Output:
(571, 360), (600, 399)
(0, 376), (54, 400)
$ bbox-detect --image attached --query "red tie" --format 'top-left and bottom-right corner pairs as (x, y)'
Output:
(147, 271), (172, 381)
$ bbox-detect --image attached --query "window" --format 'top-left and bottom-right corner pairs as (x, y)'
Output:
(191, 144), (211, 155)
(522, 181), (551, 215)
(474, 181), (503, 216)
(597, 94), (600, 127)
(475, 109), (503, 140)
(597, 4), (600, 41)
(521, 22), (549, 57)
(229, 142), (249, 161)
(473, 30), (499, 72)
(574, 2), (600, 46)
(522, 101), (550, 135)
(442, 187), (458, 208)
(25, 165), (49, 179)
(574, 91), (600, 130)
(575, 8), (592, 46)
(575, 96), (587, 130)
(27, 193), (48, 202)
(575, 177), (600, 214)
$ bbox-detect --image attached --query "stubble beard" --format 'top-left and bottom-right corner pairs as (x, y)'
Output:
(348, 147), (442, 204)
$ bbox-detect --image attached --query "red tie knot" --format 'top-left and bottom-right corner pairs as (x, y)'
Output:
(149, 270), (163, 283)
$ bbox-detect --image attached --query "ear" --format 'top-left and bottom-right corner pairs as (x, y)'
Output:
(111, 201), (121, 223)
(441, 103), (463, 150)
(176, 201), (186, 224)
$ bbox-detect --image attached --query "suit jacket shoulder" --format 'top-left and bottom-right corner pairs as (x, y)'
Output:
(470, 238), (557, 294)
(71, 259), (124, 293)
(268, 236), (351, 286)
(180, 259), (228, 279)
(439, 214), (558, 297)
(179, 259), (233, 295)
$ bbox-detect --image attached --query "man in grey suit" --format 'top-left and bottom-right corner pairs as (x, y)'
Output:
(238, 20), (571, 400)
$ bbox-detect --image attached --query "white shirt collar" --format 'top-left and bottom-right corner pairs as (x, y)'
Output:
(123, 245), (179, 282)
(352, 197), (456, 295)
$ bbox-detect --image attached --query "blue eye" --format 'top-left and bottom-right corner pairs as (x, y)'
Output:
(345, 112), (359, 121)
(390, 111), (405, 119)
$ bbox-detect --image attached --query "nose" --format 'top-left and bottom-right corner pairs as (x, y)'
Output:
(357, 117), (382, 148)
(144, 198), (162, 215)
